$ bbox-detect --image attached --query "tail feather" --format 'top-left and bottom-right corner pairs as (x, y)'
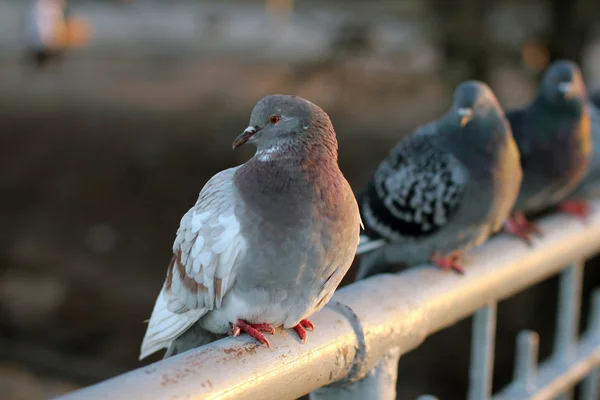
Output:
(139, 289), (206, 360)
(356, 235), (386, 255)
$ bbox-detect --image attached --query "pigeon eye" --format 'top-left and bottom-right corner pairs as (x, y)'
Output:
(269, 115), (281, 124)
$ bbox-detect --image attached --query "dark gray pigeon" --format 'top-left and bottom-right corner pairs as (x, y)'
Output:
(504, 60), (592, 242)
(140, 95), (361, 358)
(560, 92), (600, 218)
(591, 92), (600, 108)
(356, 81), (522, 279)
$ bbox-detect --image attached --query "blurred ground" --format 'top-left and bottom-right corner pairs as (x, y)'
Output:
(2, 1), (600, 399)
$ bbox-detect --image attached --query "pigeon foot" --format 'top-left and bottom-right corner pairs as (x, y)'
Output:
(559, 200), (590, 222)
(247, 322), (276, 334)
(504, 212), (542, 246)
(431, 253), (465, 275)
(293, 319), (315, 343)
(232, 319), (273, 349)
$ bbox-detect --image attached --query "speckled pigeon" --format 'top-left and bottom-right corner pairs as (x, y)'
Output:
(560, 92), (600, 218)
(504, 60), (592, 242)
(140, 95), (361, 359)
(356, 81), (522, 279)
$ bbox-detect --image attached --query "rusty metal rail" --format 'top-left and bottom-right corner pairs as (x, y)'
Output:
(54, 200), (600, 400)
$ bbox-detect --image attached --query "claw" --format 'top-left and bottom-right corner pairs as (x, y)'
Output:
(299, 319), (315, 331)
(504, 212), (542, 246)
(231, 319), (272, 349)
(431, 253), (465, 275)
(294, 324), (308, 343)
(249, 323), (276, 335)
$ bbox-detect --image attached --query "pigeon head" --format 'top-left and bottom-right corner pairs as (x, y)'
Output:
(439, 81), (512, 162)
(232, 95), (337, 158)
(450, 80), (504, 128)
(539, 60), (587, 106)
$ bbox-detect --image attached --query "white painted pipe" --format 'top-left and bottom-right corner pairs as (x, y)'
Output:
(54, 201), (600, 400)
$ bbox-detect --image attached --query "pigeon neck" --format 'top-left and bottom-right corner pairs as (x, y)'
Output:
(533, 94), (584, 118)
(234, 141), (342, 226)
(253, 131), (338, 164)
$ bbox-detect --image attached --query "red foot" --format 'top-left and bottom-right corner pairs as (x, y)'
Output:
(248, 323), (276, 335)
(431, 253), (465, 275)
(559, 200), (590, 222)
(293, 319), (315, 343)
(231, 319), (274, 349)
(504, 212), (542, 246)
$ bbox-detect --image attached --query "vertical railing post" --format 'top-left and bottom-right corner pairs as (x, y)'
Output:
(309, 347), (401, 400)
(553, 262), (584, 400)
(513, 330), (539, 394)
(581, 289), (600, 400)
(468, 303), (497, 400)
(581, 368), (600, 400)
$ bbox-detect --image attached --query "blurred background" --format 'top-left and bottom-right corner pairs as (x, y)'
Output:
(2, 0), (600, 399)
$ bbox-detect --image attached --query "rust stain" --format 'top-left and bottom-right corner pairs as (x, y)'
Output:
(222, 343), (259, 357)
(161, 344), (260, 385)
(161, 373), (179, 387)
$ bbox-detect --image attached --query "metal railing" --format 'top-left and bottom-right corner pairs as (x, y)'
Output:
(54, 200), (600, 400)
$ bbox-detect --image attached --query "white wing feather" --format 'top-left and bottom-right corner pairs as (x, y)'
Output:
(140, 167), (247, 359)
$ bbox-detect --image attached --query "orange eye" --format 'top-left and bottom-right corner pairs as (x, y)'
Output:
(269, 115), (280, 124)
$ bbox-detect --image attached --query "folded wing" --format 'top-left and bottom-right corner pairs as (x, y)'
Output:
(360, 124), (468, 242)
(140, 167), (247, 359)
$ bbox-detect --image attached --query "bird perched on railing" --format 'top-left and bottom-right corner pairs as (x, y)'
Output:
(140, 95), (361, 358)
(356, 81), (522, 279)
(503, 60), (592, 243)
(591, 92), (600, 108)
(558, 97), (600, 218)
(24, 0), (91, 68)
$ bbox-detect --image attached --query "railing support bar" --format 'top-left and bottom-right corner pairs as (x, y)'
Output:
(514, 330), (539, 394)
(581, 289), (600, 400)
(468, 303), (497, 400)
(553, 262), (584, 400)
(581, 367), (599, 400)
(309, 347), (401, 400)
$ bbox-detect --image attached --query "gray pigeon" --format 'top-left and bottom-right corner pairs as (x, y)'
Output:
(504, 60), (592, 242)
(591, 92), (600, 108)
(560, 93), (600, 218)
(356, 81), (522, 279)
(140, 95), (361, 358)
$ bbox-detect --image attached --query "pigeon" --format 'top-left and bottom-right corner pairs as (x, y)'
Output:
(591, 92), (600, 108)
(140, 95), (361, 359)
(356, 81), (522, 279)
(559, 96), (600, 218)
(503, 60), (592, 243)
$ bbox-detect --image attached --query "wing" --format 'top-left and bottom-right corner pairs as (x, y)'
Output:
(359, 123), (468, 241)
(506, 108), (532, 170)
(140, 167), (247, 359)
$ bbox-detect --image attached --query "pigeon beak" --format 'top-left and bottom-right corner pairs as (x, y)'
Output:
(232, 126), (260, 150)
(458, 107), (473, 127)
(558, 82), (574, 99)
